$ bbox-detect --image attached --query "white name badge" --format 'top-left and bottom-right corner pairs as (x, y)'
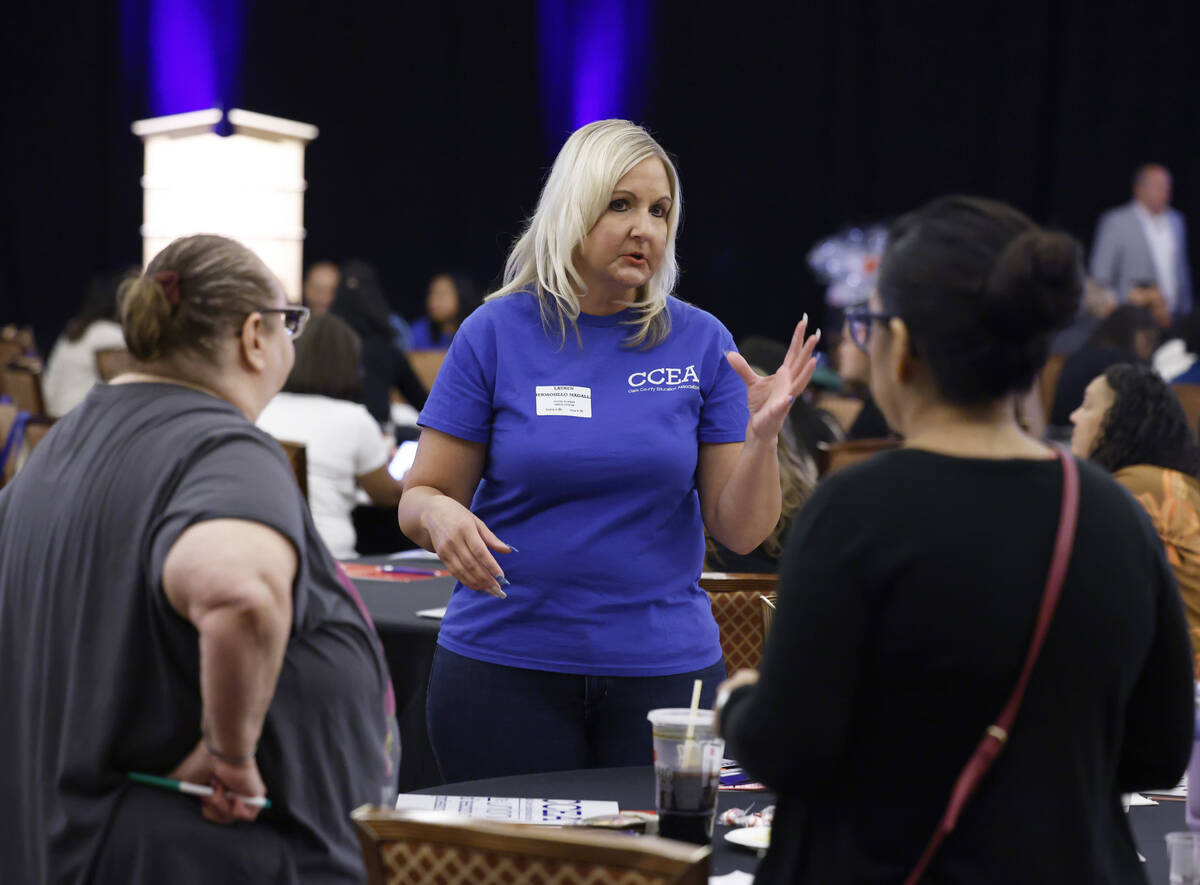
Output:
(535, 385), (592, 418)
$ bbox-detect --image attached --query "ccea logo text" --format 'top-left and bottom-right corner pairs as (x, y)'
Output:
(627, 365), (700, 393)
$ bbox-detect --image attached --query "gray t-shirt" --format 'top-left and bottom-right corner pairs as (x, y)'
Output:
(0, 381), (398, 884)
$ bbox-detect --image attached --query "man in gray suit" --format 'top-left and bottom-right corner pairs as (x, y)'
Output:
(1090, 164), (1193, 319)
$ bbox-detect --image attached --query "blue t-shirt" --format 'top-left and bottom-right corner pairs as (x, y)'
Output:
(409, 317), (450, 351)
(418, 291), (749, 675)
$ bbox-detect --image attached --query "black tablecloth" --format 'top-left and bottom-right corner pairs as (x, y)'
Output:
(414, 766), (1187, 881)
(348, 556), (451, 792)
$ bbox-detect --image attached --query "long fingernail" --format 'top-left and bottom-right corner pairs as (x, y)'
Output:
(497, 575), (511, 587)
(814, 328), (822, 341)
(507, 545), (520, 553)
(802, 312), (808, 324)
(492, 586), (508, 599)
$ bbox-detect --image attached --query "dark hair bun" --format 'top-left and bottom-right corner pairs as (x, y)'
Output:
(118, 275), (173, 361)
(984, 229), (1083, 337)
(878, 195), (1087, 405)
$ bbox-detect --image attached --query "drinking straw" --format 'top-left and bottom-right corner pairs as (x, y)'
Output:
(682, 678), (703, 767)
(686, 679), (703, 741)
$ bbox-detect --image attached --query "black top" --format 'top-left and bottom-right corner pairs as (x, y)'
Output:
(721, 448), (1193, 884)
(361, 337), (428, 422)
(846, 395), (893, 440)
(0, 382), (398, 884)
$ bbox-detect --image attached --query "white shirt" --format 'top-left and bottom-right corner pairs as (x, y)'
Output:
(41, 320), (127, 417)
(256, 392), (390, 559)
(1133, 202), (1179, 311)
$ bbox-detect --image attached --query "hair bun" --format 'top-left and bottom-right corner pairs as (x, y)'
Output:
(118, 275), (174, 361)
(984, 228), (1083, 335)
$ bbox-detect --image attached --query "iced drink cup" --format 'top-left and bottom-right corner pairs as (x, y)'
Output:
(647, 708), (724, 845)
(1168, 832), (1200, 884)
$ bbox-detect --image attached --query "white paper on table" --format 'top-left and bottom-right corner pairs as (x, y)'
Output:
(1123, 793), (1158, 806)
(388, 549), (444, 561)
(416, 607), (447, 619)
(394, 794), (620, 824)
(709, 873), (755, 885)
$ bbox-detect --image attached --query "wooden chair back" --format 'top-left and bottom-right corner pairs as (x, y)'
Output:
(95, 348), (134, 381)
(276, 439), (308, 502)
(23, 416), (55, 452)
(352, 807), (710, 885)
(0, 339), (23, 368)
(1038, 353), (1067, 424)
(407, 349), (446, 393)
(816, 438), (900, 477)
(0, 403), (17, 486)
(759, 594), (777, 658)
(0, 409), (54, 487)
(1174, 383), (1200, 437)
(0, 364), (47, 415)
(700, 572), (779, 672)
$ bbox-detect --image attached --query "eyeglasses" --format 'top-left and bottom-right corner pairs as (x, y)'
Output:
(845, 306), (900, 353)
(259, 306), (311, 339)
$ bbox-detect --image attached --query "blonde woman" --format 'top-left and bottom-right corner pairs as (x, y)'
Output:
(398, 119), (819, 780)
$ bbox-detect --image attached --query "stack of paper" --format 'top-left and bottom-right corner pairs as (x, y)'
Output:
(394, 794), (620, 825)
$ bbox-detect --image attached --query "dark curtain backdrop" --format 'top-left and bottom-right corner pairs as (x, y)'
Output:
(4, 0), (1200, 353)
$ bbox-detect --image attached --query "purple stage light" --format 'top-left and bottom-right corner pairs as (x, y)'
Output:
(124, 0), (244, 119)
(538, 0), (654, 153)
(148, 0), (216, 115)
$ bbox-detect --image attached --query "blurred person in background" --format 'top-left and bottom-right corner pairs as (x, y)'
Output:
(1071, 362), (1200, 675)
(1049, 277), (1118, 357)
(257, 313), (405, 559)
(42, 268), (133, 416)
(1091, 163), (1193, 319)
(833, 316), (894, 439)
(302, 260), (340, 317)
(331, 260), (427, 423)
(1048, 305), (1160, 433)
(1155, 307), (1200, 384)
(409, 272), (479, 351)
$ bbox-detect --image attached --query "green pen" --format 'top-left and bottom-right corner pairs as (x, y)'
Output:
(128, 772), (272, 809)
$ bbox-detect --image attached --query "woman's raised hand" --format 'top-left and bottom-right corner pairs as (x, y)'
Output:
(422, 495), (513, 597)
(725, 314), (820, 442)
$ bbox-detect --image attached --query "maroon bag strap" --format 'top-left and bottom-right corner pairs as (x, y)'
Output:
(903, 447), (1079, 885)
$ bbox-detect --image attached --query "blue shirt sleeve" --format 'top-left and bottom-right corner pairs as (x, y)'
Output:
(417, 316), (495, 444)
(699, 327), (748, 444)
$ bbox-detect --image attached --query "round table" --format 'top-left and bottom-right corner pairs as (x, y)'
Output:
(348, 558), (454, 792)
(415, 766), (1187, 880)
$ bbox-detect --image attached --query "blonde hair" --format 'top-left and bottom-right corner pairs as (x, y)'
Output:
(762, 422), (817, 557)
(488, 119), (682, 348)
(119, 235), (278, 362)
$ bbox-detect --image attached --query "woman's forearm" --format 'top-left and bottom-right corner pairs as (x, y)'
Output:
(710, 434), (782, 555)
(397, 485), (444, 551)
(195, 586), (290, 759)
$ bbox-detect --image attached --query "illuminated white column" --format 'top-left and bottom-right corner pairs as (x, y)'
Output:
(131, 108), (319, 302)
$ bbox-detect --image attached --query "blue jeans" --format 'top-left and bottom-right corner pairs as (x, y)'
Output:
(426, 646), (727, 782)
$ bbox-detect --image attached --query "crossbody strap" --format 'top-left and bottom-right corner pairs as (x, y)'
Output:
(903, 447), (1080, 885)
